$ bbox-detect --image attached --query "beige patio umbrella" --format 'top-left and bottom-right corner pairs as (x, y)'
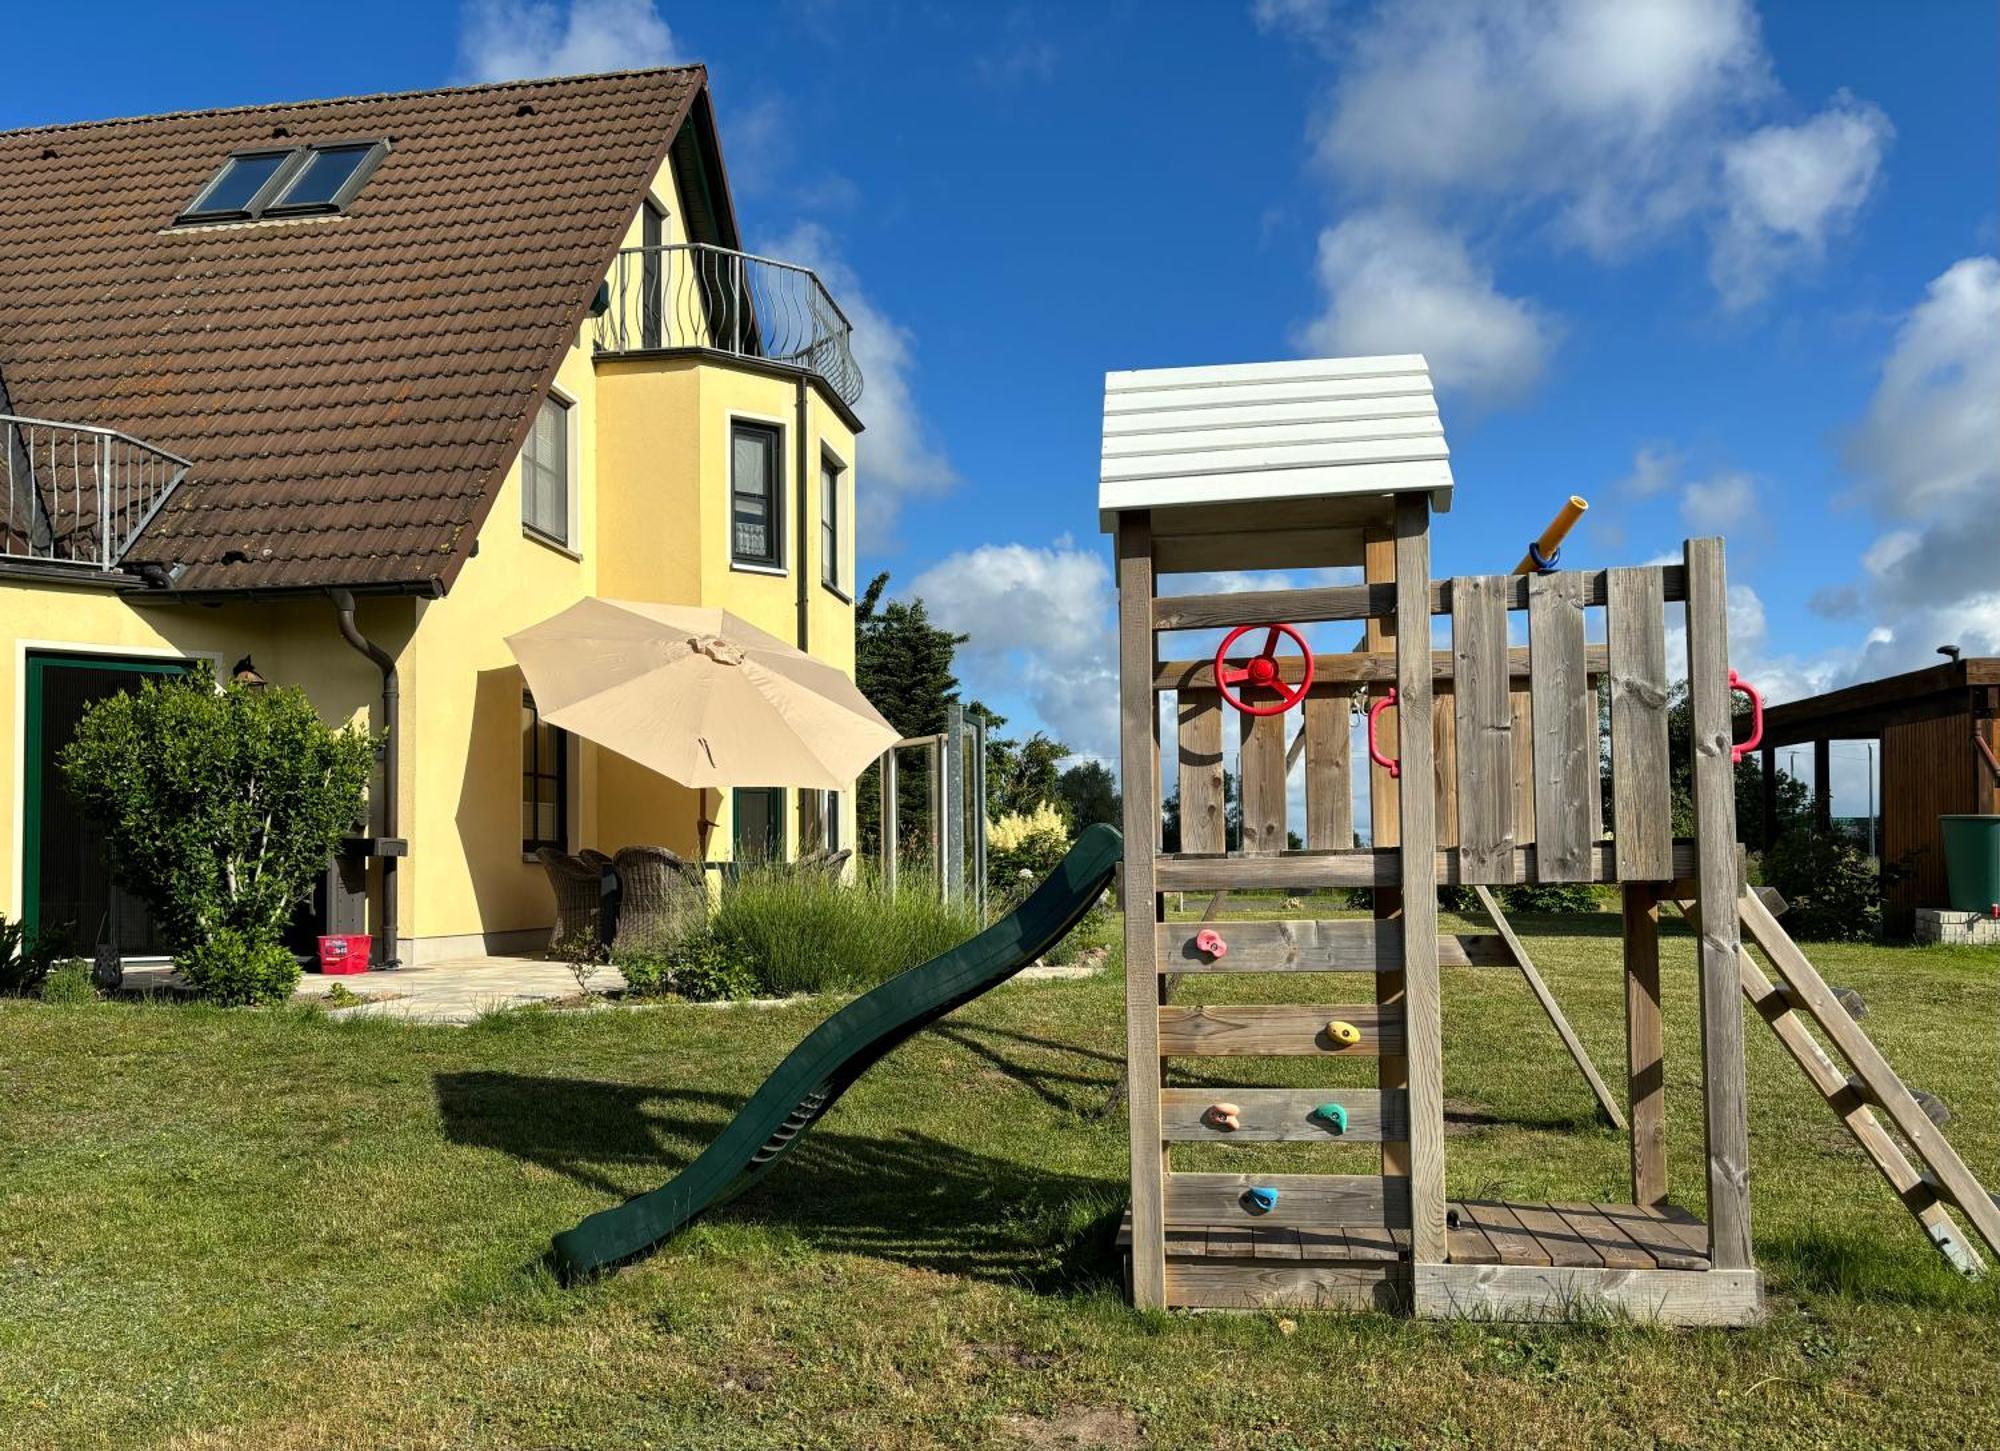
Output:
(505, 598), (898, 855)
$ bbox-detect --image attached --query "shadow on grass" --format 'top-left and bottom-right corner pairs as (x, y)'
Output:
(1761, 1223), (2000, 1312)
(434, 1070), (1126, 1292)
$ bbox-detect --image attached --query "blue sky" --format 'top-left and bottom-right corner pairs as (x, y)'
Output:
(6, 1), (1995, 814)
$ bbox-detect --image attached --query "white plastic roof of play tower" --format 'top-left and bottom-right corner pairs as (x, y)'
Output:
(1097, 354), (1454, 530)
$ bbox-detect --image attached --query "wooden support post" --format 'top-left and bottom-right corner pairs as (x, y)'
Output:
(1684, 536), (1754, 1270)
(1476, 885), (1626, 1130)
(1117, 511), (1167, 1309)
(1364, 527), (1408, 1184)
(1813, 738), (1832, 832)
(1623, 883), (1666, 1206)
(1395, 493), (1447, 1266)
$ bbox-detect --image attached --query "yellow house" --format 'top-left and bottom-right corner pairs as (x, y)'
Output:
(0, 67), (866, 966)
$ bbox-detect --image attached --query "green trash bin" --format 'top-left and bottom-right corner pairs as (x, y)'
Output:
(1939, 815), (2000, 913)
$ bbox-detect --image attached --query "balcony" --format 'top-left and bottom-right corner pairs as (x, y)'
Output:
(2, 414), (190, 571)
(591, 243), (863, 407)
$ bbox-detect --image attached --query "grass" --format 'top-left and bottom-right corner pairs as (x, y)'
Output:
(713, 863), (985, 995)
(2, 908), (1997, 1449)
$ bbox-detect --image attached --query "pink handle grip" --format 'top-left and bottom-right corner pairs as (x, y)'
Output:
(1728, 670), (1763, 765)
(1366, 688), (1401, 780)
(1194, 928), (1228, 960)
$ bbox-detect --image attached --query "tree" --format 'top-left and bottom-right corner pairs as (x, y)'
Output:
(855, 571), (964, 740)
(59, 665), (375, 1003)
(971, 706), (1070, 820)
(1660, 680), (1811, 848)
(855, 572), (966, 857)
(1057, 760), (1120, 831)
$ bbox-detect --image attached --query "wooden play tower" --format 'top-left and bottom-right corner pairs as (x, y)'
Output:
(1103, 354), (1764, 1323)
(1105, 354), (2000, 1321)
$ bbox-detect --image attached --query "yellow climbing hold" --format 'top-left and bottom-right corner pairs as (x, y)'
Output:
(1325, 1019), (1361, 1046)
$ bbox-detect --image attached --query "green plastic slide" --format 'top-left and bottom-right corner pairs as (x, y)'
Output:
(551, 822), (1123, 1279)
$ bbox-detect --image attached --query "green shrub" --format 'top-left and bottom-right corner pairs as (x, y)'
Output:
(1762, 828), (1886, 942)
(40, 959), (96, 1006)
(57, 664), (374, 1003)
(618, 933), (760, 1001)
(175, 928), (301, 1007)
(0, 911), (72, 997)
(987, 802), (1071, 908)
(713, 863), (983, 996)
(1499, 882), (1601, 914)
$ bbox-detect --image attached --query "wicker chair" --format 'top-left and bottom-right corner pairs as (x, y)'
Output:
(535, 848), (604, 952)
(793, 847), (853, 881)
(610, 845), (709, 953)
(578, 848), (615, 873)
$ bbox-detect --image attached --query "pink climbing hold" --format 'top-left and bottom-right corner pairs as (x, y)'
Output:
(1194, 928), (1228, 960)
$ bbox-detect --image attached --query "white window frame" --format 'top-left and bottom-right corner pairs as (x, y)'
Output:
(521, 385), (580, 555)
(727, 411), (789, 576)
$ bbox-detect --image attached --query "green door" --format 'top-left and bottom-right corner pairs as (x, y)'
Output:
(23, 652), (192, 954)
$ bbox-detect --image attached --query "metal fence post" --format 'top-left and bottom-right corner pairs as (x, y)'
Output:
(879, 748), (899, 894)
(971, 714), (988, 918)
(943, 701), (966, 905)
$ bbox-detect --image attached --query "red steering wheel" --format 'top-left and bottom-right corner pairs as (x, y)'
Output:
(1214, 623), (1313, 717)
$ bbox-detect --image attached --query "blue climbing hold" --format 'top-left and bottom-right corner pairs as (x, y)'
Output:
(1309, 1102), (1349, 1134)
(1243, 1186), (1280, 1214)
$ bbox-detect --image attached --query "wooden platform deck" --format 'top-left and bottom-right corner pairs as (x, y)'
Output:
(1117, 1201), (1763, 1324)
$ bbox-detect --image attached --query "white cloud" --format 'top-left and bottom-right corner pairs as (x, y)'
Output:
(907, 542), (1119, 761)
(1836, 256), (2000, 679)
(1679, 471), (1756, 532)
(1617, 445), (1681, 498)
(1310, 0), (1768, 253)
(1252, 0), (1338, 51)
(1847, 256), (2000, 519)
(1269, 0), (1890, 327)
(1302, 210), (1559, 404)
(457, 0), (680, 82)
(1711, 94), (1892, 308)
(765, 223), (959, 541)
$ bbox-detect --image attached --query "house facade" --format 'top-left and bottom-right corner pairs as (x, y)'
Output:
(0, 68), (866, 966)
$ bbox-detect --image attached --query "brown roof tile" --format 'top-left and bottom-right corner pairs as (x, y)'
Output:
(0, 67), (705, 592)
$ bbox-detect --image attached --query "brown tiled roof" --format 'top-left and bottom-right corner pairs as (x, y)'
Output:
(0, 68), (707, 592)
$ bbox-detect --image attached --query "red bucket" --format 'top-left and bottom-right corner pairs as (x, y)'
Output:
(316, 934), (372, 975)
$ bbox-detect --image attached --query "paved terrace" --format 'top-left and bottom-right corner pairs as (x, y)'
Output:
(118, 953), (1100, 1025)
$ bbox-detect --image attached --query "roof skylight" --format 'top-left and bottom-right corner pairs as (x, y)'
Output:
(177, 140), (390, 224)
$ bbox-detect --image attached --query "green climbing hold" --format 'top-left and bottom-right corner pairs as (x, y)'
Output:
(1310, 1102), (1349, 1134)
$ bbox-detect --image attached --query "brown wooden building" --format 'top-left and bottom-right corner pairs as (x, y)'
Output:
(1759, 657), (2000, 935)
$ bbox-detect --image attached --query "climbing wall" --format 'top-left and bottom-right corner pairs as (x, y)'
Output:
(1116, 509), (1766, 1324)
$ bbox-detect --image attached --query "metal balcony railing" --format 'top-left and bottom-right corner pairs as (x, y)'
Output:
(591, 243), (863, 406)
(2, 414), (191, 570)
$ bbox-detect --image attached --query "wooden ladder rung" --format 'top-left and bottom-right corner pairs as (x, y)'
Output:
(1164, 1171), (1412, 1228)
(1159, 1087), (1410, 1142)
(1153, 918), (1513, 972)
(1158, 1003), (1403, 1056)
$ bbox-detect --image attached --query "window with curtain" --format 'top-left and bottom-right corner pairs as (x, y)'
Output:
(521, 690), (568, 854)
(820, 453), (842, 591)
(731, 421), (782, 567)
(521, 394), (571, 545)
(798, 790), (841, 853)
(734, 787), (784, 863)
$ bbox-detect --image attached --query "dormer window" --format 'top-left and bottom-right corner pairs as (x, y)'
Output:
(177, 140), (390, 224)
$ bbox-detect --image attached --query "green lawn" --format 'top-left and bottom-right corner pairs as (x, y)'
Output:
(3, 909), (1997, 1450)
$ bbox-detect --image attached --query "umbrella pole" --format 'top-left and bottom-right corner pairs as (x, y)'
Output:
(697, 787), (720, 862)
